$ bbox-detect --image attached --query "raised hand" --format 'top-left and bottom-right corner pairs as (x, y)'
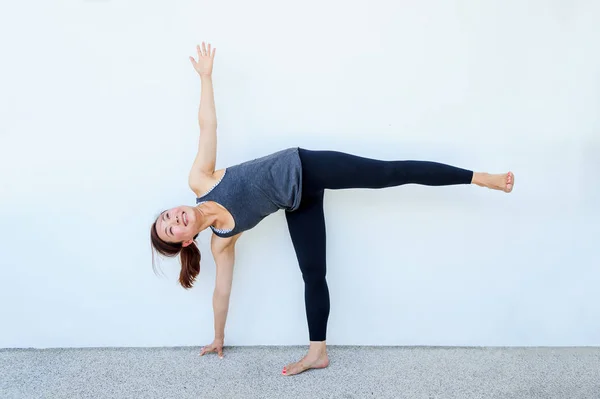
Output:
(189, 42), (216, 77)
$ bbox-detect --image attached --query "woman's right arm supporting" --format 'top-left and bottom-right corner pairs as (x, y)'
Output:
(200, 234), (239, 358)
(210, 232), (242, 343)
(212, 243), (235, 341)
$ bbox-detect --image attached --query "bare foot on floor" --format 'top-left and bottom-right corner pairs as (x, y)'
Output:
(473, 172), (514, 193)
(282, 351), (329, 376)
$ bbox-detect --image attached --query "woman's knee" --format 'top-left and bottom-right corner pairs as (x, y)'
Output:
(301, 266), (327, 285)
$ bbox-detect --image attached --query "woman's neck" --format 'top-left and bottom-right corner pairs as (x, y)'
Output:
(196, 201), (223, 230)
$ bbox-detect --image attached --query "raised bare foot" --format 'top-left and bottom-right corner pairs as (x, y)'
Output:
(473, 172), (514, 193)
(282, 350), (329, 376)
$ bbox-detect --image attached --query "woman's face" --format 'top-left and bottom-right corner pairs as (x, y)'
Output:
(155, 205), (202, 244)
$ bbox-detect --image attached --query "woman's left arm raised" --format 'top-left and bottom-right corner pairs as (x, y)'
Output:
(189, 42), (218, 188)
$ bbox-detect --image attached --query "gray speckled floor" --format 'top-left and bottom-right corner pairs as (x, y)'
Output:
(1, 346), (599, 399)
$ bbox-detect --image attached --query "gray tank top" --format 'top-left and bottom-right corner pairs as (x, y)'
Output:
(196, 147), (303, 237)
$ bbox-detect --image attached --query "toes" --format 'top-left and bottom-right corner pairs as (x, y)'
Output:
(505, 172), (514, 192)
(282, 362), (295, 376)
(285, 361), (297, 370)
(287, 364), (302, 376)
(282, 361), (308, 376)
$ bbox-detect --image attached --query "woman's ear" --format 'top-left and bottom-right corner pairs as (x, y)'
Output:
(182, 239), (195, 248)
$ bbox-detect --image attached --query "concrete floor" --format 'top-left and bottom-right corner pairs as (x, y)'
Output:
(1, 346), (599, 399)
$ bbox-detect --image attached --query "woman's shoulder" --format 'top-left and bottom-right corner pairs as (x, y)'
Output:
(189, 168), (227, 197)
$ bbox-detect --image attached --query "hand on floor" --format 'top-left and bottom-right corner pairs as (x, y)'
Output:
(199, 337), (224, 359)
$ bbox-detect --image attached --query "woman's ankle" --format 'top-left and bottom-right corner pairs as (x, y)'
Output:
(309, 340), (327, 354)
(471, 172), (488, 187)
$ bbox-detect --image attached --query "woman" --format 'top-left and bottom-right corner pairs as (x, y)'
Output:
(150, 42), (515, 376)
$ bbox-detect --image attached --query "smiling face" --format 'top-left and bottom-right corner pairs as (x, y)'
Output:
(155, 205), (202, 244)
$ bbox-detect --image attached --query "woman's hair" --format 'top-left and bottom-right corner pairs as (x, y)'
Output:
(150, 215), (200, 289)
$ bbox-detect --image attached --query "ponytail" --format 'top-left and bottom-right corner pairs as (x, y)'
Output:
(179, 242), (201, 289)
(150, 219), (201, 289)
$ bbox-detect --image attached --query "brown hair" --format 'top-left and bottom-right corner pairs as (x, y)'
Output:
(150, 214), (200, 289)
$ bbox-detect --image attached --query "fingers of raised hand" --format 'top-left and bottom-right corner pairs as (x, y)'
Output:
(199, 42), (208, 57)
(196, 42), (215, 58)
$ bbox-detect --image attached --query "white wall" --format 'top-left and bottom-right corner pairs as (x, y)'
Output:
(1, 0), (599, 348)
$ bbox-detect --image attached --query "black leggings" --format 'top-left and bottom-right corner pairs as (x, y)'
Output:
(285, 148), (474, 342)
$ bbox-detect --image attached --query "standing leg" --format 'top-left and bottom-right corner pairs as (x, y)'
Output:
(283, 189), (330, 376)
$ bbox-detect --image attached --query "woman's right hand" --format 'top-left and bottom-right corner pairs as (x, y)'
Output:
(199, 337), (224, 358)
(189, 42), (216, 77)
